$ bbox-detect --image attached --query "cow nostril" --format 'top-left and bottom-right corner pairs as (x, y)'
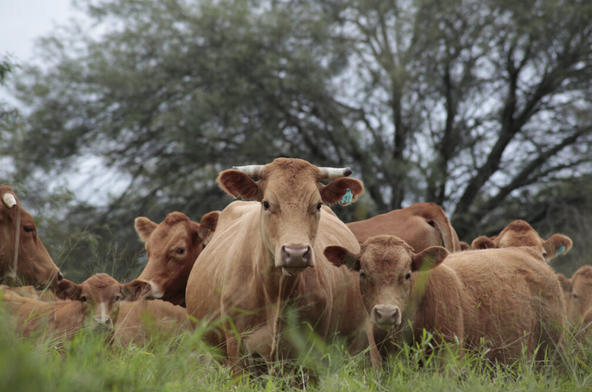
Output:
(302, 246), (311, 262)
(93, 316), (111, 324)
(57, 272), (64, 284)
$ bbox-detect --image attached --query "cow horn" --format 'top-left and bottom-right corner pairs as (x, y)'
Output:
(232, 165), (264, 177)
(319, 167), (352, 179)
(3, 194), (17, 209)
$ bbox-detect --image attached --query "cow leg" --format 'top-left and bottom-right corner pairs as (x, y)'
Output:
(224, 329), (246, 380)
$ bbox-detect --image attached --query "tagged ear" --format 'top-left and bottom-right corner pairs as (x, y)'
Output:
(324, 246), (361, 271)
(135, 217), (158, 242)
(121, 279), (152, 301)
(56, 279), (82, 301)
(321, 178), (364, 205)
(459, 241), (471, 251)
(556, 273), (571, 294)
(471, 236), (496, 250)
(411, 246), (449, 272)
(543, 234), (573, 259)
(198, 211), (220, 239)
(217, 170), (261, 200)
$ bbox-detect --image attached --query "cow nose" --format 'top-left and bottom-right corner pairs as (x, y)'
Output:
(281, 245), (312, 268)
(372, 305), (401, 326)
(56, 271), (64, 284)
(93, 316), (112, 325)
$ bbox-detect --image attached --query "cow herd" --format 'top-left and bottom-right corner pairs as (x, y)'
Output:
(0, 157), (589, 377)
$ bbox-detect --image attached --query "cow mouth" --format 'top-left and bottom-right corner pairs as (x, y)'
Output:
(281, 267), (307, 277)
(372, 322), (400, 331)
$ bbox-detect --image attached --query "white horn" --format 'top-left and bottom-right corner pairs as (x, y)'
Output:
(232, 165), (264, 177)
(3, 194), (17, 209)
(319, 167), (352, 179)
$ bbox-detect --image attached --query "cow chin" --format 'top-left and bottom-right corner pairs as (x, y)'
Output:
(281, 267), (307, 277)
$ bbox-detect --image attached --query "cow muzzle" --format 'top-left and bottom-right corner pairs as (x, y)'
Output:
(92, 316), (114, 331)
(279, 244), (313, 276)
(371, 305), (402, 329)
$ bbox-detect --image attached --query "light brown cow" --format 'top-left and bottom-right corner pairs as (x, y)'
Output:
(346, 202), (461, 252)
(114, 299), (192, 346)
(185, 158), (368, 376)
(0, 284), (58, 302)
(557, 266), (592, 326)
(325, 235), (466, 368)
(0, 185), (62, 287)
(135, 211), (219, 307)
(1, 273), (151, 338)
(471, 220), (572, 262)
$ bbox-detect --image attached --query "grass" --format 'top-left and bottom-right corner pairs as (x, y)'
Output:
(1, 308), (592, 392)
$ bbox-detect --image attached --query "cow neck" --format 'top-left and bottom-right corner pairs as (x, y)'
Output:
(0, 205), (20, 285)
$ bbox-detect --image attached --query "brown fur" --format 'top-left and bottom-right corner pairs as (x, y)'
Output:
(0, 185), (61, 287)
(564, 266), (592, 326)
(135, 211), (220, 307)
(346, 202), (461, 252)
(470, 220), (572, 262)
(186, 158), (367, 376)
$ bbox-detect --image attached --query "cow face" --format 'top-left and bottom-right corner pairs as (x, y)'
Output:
(0, 186), (63, 288)
(57, 274), (151, 331)
(325, 235), (448, 329)
(135, 211), (219, 306)
(567, 266), (592, 325)
(472, 220), (572, 262)
(217, 158), (363, 276)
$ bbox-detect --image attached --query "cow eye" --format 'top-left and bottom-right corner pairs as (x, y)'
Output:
(24, 226), (34, 233)
(316, 203), (322, 211)
(405, 273), (411, 280)
(176, 248), (185, 255)
(116, 295), (122, 302)
(360, 271), (366, 279)
(573, 293), (579, 300)
(81, 296), (87, 303)
(263, 201), (270, 210)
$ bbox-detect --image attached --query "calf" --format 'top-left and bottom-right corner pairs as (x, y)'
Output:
(1, 274), (150, 339)
(325, 235), (465, 368)
(471, 220), (572, 262)
(135, 211), (219, 306)
(557, 266), (592, 326)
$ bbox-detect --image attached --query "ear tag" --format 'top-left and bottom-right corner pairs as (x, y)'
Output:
(341, 188), (353, 205)
(556, 245), (566, 256)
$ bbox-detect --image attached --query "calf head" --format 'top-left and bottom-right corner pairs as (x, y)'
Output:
(325, 235), (449, 329)
(564, 266), (592, 325)
(0, 186), (62, 287)
(57, 273), (151, 331)
(471, 220), (572, 262)
(217, 158), (363, 277)
(135, 211), (219, 306)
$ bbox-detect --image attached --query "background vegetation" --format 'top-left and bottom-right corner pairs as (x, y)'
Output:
(2, 0), (592, 280)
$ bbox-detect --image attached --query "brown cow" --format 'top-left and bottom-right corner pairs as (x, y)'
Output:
(185, 158), (368, 376)
(0, 185), (62, 287)
(1, 273), (151, 339)
(114, 299), (192, 346)
(558, 266), (592, 326)
(135, 211), (219, 307)
(471, 220), (572, 262)
(325, 235), (465, 368)
(0, 284), (58, 302)
(346, 202), (461, 252)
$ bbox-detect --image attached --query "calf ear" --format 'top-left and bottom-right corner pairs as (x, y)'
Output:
(217, 170), (261, 200)
(459, 241), (471, 251)
(324, 246), (361, 271)
(411, 246), (449, 272)
(121, 279), (152, 301)
(198, 211), (220, 239)
(471, 236), (495, 250)
(135, 217), (158, 242)
(56, 279), (82, 301)
(321, 178), (364, 206)
(556, 273), (571, 294)
(544, 234), (572, 259)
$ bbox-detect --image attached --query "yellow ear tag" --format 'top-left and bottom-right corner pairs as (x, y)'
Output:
(341, 188), (353, 205)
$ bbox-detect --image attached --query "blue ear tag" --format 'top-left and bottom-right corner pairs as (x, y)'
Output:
(556, 245), (566, 256)
(341, 188), (353, 205)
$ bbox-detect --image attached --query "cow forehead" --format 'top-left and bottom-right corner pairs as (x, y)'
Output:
(260, 159), (323, 195)
(82, 274), (121, 299)
(498, 230), (542, 247)
(361, 237), (413, 275)
(150, 221), (192, 248)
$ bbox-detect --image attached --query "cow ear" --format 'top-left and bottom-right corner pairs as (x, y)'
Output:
(411, 246), (449, 272)
(121, 279), (152, 301)
(198, 211), (220, 239)
(459, 241), (471, 251)
(543, 234), (572, 259)
(471, 236), (495, 250)
(135, 217), (158, 242)
(324, 246), (361, 271)
(556, 273), (571, 294)
(56, 279), (82, 301)
(320, 178), (364, 206)
(217, 170), (261, 201)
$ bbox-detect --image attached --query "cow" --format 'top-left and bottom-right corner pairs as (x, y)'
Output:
(557, 266), (592, 327)
(324, 235), (465, 369)
(134, 211), (220, 307)
(0, 284), (58, 302)
(346, 202), (461, 252)
(185, 158), (368, 376)
(1, 273), (151, 339)
(471, 220), (572, 262)
(0, 185), (63, 287)
(114, 299), (192, 346)
(326, 241), (565, 365)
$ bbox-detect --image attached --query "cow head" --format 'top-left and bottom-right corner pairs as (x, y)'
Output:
(325, 235), (448, 329)
(217, 158), (363, 276)
(471, 220), (572, 262)
(565, 266), (592, 325)
(135, 211), (219, 306)
(57, 273), (151, 331)
(0, 186), (63, 288)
